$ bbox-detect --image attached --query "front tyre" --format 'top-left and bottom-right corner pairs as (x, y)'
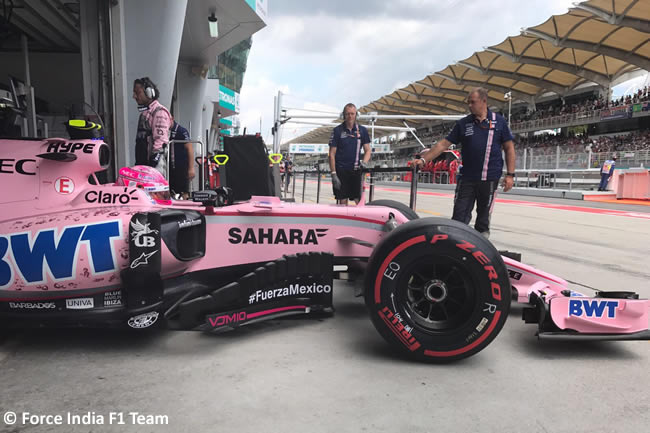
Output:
(364, 218), (510, 363)
(366, 200), (419, 221)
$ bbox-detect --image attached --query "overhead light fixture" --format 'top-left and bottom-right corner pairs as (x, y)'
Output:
(208, 12), (218, 38)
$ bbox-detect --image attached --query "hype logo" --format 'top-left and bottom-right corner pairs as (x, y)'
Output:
(0, 220), (122, 288)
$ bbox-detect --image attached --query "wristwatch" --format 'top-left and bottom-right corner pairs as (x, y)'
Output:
(505, 172), (515, 177)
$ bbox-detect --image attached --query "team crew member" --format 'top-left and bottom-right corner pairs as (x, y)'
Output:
(282, 155), (293, 190)
(169, 120), (195, 199)
(133, 77), (172, 174)
(328, 103), (371, 205)
(598, 155), (616, 191)
(411, 87), (515, 238)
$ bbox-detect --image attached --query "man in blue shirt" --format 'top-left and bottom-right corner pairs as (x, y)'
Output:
(328, 103), (371, 205)
(169, 120), (195, 199)
(411, 88), (516, 238)
(598, 155), (616, 191)
(281, 155), (293, 191)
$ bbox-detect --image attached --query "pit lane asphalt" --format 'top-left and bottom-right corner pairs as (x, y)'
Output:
(0, 181), (648, 433)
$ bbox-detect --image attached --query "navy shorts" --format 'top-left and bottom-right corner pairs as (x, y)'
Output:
(170, 168), (189, 194)
(334, 168), (362, 201)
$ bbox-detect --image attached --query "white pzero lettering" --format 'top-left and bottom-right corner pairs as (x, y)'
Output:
(384, 261), (400, 280)
(249, 283), (332, 304)
(483, 303), (497, 314)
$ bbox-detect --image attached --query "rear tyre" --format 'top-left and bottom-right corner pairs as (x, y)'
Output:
(364, 217), (510, 363)
(366, 200), (419, 221)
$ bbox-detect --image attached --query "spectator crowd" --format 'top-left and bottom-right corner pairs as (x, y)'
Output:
(511, 86), (650, 124)
(516, 129), (650, 155)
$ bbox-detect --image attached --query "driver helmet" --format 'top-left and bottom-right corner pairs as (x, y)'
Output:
(115, 165), (171, 205)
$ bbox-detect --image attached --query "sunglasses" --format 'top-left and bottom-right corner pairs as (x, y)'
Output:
(476, 119), (494, 130)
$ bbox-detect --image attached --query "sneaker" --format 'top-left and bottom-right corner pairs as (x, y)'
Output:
(480, 231), (490, 240)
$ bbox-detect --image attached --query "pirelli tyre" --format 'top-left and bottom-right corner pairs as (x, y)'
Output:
(366, 200), (419, 221)
(364, 217), (510, 363)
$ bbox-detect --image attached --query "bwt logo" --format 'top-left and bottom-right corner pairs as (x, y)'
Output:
(208, 311), (246, 327)
(0, 220), (122, 288)
(569, 299), (619, 318)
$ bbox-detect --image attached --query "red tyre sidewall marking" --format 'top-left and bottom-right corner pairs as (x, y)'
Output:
(423, 311), (501, 358)
(374, 232), (506, 357)
(377, 307), (421, 351)
(419, 238), (507, 357)
(374, 235), (426, 304)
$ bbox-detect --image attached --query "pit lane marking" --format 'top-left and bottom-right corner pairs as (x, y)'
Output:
(293, 180), (649, 220)
(417, 209), (442, 216)
(367, 185), (650, 220)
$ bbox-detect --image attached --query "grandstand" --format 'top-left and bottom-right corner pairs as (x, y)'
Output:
(283, 0), (650, 195)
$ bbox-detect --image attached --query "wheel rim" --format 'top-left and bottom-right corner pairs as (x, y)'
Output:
(399, 256), (477, 333)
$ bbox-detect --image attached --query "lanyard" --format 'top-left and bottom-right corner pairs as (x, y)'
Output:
(353, 123), (361, 170)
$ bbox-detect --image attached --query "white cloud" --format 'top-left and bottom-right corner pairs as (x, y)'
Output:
(238, 75), (289, 144)
(281, 101), (340, 143)
(239, 0), (587, 145)
(612, 72), (649, 98)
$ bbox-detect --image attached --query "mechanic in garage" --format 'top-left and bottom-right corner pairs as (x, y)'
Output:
(411, 87), (516, 239)
(133, 76), (173, 174)
(328, 103), (372, 205)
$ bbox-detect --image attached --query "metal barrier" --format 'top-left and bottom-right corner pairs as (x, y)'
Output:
(516, 148), (650, 171)
(286, 167), (420, 209)
(280, 168), (299, 200)
(165, 139), (206, 191)
(591, 150), (650, 169)
(286, 165), (610, 201)
(282, 170), (322, 203)
(512, 169), (602, 190)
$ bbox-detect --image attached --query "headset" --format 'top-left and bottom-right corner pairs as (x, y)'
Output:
(341, 103), (357, 121)
(140, 77), (158, 100)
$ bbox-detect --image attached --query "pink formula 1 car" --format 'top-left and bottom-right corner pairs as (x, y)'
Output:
(1, 137), (648, 362)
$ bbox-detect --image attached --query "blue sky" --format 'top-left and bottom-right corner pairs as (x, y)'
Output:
(238, 0), (647, 144)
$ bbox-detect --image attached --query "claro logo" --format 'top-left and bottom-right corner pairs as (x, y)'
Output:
(228, 228), (328, 245)
(85, 189), (139, 204)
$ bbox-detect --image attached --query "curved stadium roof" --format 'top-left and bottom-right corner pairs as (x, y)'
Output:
(286, 0), (650, 146)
